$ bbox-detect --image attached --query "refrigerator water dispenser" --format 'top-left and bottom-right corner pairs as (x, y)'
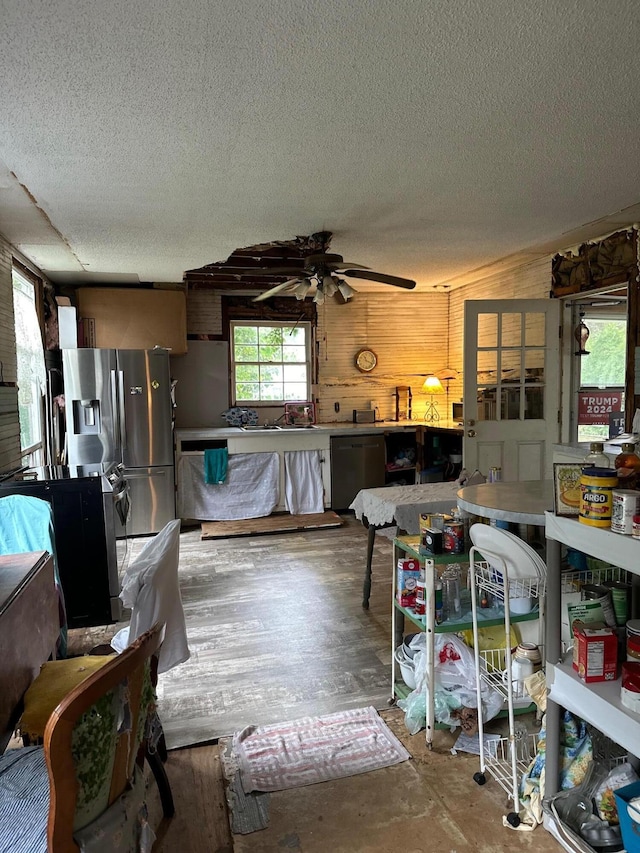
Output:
(72, 399), (101, 433)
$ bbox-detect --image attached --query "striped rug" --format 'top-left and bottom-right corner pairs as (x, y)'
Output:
(232, 706), (410, 793)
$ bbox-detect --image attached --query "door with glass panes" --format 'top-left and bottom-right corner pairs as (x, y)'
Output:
(463, 300), (560, 481)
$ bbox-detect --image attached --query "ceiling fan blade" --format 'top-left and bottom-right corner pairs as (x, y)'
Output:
(252, 279), (303, 301)
(341, 268), (416, 289)
(236, 265), (305, 276)
(328, 261), (371, 270)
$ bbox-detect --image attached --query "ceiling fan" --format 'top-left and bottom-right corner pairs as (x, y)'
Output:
(251, 253), (416, 304)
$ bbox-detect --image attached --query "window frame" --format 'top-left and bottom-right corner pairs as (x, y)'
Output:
(11, 263), (46, 464)
(230, 320), (312, 406)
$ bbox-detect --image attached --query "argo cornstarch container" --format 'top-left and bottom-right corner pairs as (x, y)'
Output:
(579, 467), (617, 528)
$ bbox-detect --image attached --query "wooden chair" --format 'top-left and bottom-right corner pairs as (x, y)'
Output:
(0, 623), (165, 852)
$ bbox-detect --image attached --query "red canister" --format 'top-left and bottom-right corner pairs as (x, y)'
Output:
(443, 521), (465, 554)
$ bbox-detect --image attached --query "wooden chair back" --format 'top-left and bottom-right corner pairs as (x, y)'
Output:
(43, 622), (163, 851)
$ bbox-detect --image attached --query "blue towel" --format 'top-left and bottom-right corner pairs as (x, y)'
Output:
(0, 494), (68, 657)
(204, 448), (228, 484)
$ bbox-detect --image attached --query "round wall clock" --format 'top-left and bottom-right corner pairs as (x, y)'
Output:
(355, 348), (378, 373)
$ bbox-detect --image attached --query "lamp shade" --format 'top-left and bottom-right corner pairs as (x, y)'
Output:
(421, 375), (445, 395)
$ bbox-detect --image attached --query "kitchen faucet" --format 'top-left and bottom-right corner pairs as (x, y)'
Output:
(263, 412), (287, 427)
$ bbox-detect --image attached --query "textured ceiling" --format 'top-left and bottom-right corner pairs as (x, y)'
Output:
(1, 0), (640, 290)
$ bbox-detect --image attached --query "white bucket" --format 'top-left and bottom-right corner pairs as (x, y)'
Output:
(394, 645), (416, 689)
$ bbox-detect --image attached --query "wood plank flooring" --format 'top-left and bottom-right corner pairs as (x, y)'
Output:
(127, 515), (394, 749)
(67, 518), (563, 852)
(201, 510), (343, 539)
(151, 709), (564, 853)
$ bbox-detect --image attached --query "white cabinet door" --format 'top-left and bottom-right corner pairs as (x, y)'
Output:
(463, 299), (560, 481)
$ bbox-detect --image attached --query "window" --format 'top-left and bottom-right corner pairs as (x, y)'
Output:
(12, 267), (46, 462)
(576, 317), (626, 442)
(231, 321), (311, 404)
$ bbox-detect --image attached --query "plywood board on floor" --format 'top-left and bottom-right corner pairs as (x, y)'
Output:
(201, 511), (343, 539)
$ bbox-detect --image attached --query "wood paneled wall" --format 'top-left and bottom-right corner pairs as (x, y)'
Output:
(315, 291), (450, 422)
(0, 235), (21, 470)
(446, 257), (552, 404)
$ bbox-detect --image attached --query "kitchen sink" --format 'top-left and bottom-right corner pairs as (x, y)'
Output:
(240, 423), (318, 431)
(276, 424), (318, 429)
(239, 424), (280, 430)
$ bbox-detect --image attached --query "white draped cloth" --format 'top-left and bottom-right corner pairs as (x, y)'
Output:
(349, 482), (460, 533)
(284, 450), (324, 515)
(178, 452), (280, 521)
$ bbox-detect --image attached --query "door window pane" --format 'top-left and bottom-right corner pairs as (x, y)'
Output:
(525, 313), (545, 347)
(501, 313), (523, 347)
(477, 313), (498, 348)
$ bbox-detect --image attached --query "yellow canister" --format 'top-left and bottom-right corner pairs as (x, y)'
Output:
(579, 467), (617, 527)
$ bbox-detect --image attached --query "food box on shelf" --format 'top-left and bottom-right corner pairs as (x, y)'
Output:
(573, 622), (618, 683)
(397, 558), (420, 607)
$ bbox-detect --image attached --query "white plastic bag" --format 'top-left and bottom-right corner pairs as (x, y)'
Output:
(398, 633), (502, 733)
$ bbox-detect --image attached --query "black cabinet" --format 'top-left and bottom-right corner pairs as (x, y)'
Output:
(416, 425), (463, 481)
(384, 430), (417, 486)
(0, 476), (117, 628)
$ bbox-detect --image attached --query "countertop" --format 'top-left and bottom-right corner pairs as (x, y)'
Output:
(175, 420), (463, 440)
(552, 439), (635, 459)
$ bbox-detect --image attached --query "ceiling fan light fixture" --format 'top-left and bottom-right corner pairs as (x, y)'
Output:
(322, 275), (338, 297)
(313, 287), (325, 305)
(337, 279), (356, 300)
(293, 280), (311, 300)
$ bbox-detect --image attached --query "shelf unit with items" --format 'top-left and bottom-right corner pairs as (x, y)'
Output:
(543, 511), (640, 852)
(469, 546), (546, 828)
(392, 535), (540, 748)
(384, 430), (417, 487)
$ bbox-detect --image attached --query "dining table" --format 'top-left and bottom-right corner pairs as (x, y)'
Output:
(349, 481), (460, 608)
(455, 479), (554, 527)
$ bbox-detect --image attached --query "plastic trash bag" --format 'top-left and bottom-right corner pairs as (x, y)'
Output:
(398, 633), (503, 734)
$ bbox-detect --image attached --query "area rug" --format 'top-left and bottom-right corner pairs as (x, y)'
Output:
(231, 706), (411, 793)
(201, 510), (343, 539)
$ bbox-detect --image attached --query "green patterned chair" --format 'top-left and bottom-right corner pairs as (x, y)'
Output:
(0, 623), (164, 852)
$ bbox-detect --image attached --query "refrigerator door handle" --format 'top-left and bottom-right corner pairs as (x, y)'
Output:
(110, 369), (121, 456)
(124, 469), (168, 478)
(117, 370), (127, 452)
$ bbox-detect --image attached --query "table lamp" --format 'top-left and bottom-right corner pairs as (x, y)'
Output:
(422, 375), (445, 422)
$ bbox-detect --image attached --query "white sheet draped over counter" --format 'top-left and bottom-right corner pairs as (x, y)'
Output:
(178, 453), (280, 520)
(284, 450), (324, 515)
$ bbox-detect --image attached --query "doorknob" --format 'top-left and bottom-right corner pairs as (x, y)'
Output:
(467, 430), (476, 437)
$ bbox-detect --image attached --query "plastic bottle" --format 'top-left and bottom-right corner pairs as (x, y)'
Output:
(614, 443), (640, 489)
(441, 565), (462, 621)
(582, 442), (610, 468)
(434, 579), (443, 624)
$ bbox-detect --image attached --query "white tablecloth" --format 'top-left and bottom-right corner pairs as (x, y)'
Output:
(349, 482), (460, 533)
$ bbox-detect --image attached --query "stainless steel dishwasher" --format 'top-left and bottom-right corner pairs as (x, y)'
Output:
(330, 434), (386, 509)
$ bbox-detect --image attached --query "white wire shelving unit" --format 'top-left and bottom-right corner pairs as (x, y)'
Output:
(469, 546), (546, 827)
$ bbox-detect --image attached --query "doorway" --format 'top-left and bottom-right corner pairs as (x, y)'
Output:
(559, 285), (628, 444)
(463, 299), (561, 481)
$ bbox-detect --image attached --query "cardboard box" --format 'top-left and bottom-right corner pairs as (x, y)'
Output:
(574, 622), (618, 683)
(77, 287), (187, 354)
(397, 560), (420, 608)
(420, 528), (443, 555)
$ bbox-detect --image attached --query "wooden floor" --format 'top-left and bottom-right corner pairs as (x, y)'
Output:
(72, 516), (562, 852)
(151, 516), (394, 748)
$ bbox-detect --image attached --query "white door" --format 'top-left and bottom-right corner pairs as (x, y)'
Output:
(463, 299), (561, 481)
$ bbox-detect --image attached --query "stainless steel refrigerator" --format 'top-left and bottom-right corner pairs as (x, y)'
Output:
(62, 348), (175, 536)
